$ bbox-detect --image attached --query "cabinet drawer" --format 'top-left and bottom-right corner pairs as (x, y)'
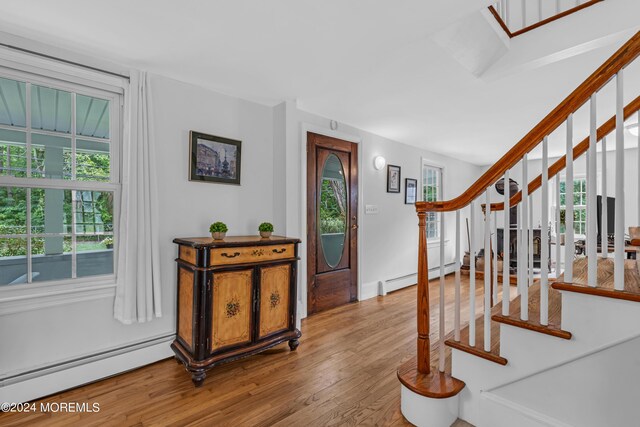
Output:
(210, 244), (294, 266)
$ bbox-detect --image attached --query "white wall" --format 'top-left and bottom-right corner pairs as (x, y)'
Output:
(0, 48), (483, 399)
(275, 103), (483, 314)
(0, 73), (276, 396)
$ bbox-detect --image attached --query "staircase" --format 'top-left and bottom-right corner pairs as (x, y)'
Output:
(398, 30), (640, 427)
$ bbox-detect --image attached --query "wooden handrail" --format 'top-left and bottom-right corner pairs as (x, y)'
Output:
(487, 95), (640, 211)
(489, 0), (604, 39)
(416, 30), (640, 214)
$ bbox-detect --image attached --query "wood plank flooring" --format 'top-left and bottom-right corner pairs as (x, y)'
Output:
(1, 276), (486, 427)
(444, 277), (518, 366)
(492, 283), (572, 340)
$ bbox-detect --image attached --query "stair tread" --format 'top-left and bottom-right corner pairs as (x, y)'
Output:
(552, 257), (640, 302)
(445, 303), (507, 366)
(397, 354), (465, 399)
(492, 282), (572, 340)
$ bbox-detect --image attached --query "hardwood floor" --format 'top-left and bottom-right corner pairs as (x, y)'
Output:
(1, 275), (488, 427)
(492, 283), (572, 340)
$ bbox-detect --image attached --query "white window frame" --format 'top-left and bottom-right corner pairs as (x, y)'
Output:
(0, 56), (124, 300)
(552, 173), (600, 239)
(421, 159), (444, 242)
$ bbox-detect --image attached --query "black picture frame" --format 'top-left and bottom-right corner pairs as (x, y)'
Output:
(405, 178), (417, 204)
(189, 131), (242, 185)
(387, 164), (401, 193)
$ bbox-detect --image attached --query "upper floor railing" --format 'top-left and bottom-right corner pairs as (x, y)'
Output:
(489, 0), (603, 37)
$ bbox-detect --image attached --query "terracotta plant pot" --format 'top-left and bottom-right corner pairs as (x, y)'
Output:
(260, 231), (272, 238)
(211, 232), (226, 240)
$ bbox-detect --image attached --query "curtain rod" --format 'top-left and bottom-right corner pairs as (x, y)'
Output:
(0, 42), (130, 80)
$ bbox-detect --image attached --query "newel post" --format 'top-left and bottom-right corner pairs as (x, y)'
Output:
(417, 211), (430, 374)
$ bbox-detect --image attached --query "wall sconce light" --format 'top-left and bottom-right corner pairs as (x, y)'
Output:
(627, 123), (638, 136)
(373, 156), (386, 170)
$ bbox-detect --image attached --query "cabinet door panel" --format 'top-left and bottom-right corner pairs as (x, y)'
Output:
(211, 270), (253, 352)
(178, 267), (194, 350)
(259, 264), (291, 339)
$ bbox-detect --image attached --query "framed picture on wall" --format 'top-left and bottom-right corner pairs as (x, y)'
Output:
(405, 178), (417, 204)
(387, 164), (401, 193)
(189, 131), (242, 185)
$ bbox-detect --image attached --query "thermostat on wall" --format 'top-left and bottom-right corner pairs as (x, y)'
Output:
(365, 205), (379, 214)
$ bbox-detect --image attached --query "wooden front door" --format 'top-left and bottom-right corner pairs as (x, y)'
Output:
(307, 132), (358, 315)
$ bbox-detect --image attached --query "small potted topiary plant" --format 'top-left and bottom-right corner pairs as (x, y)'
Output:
(210, 221), (228, 240)
(258, 222), (274, 238)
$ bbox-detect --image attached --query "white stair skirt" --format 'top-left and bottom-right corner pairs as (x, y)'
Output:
(401, 385), (460, 427)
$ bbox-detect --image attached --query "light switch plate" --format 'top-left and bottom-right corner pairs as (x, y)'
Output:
(365, 205), (379, 214)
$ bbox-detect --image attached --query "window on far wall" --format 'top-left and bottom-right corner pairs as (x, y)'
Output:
(422, 162), (442, 240)
(0, 71), (122, 287)
(558, 177), (587, 235)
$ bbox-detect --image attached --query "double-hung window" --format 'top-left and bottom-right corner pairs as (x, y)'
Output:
(0, 68), (121, 287)
(422, 162), (443, 240)
(558, 176), (587, 236)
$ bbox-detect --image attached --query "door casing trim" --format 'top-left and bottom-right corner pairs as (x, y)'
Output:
(300, 124), (363, 321)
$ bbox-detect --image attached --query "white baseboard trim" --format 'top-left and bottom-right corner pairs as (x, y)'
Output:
(376, 263), (456, 297)
(481, 391), (573, 427)
(361, 281), (380, 300)
(0, 334), (174, 403)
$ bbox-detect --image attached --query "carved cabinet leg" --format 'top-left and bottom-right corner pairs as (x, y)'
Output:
(288, 339), (300, 351)
(191, 370), (207, 387)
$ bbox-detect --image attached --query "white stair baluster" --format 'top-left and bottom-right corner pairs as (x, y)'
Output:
(493, 210), (499, 306)
(588, 94), (598, 286)
(602, 136), (608, 258)
(503, 170), (511, 316)
(556, 0), (561, 14)
(484, 189), (491, 352)
(439, 212), (446, 372)
(521, 0), (527, 28)
(565, 114), (575, 283)
(455, 210), (461, 341)
(518, 154), (529, 320)
(538, 0), (543, 22)
(517, 203), (522, 295)
(614, 71), (625, 291)
(556, 175), (562, 277)
(637, 111), (640, 226)
(529, 195), (534, 288)
(521, 155), (529, 321)
(470, 201), (476, 347)
(541, 136), (549, 325)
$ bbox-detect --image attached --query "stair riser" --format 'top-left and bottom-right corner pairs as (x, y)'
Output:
(561, 291), (640, 346)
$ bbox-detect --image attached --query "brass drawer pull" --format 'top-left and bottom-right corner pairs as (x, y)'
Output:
(221, 252), (240, 258)
(272, 248), (287, 254)
(251, 249), (265, 256)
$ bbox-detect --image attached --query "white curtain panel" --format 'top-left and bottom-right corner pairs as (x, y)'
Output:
(114, 70), (162, 324)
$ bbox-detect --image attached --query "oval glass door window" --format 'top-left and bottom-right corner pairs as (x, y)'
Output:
(319, 154), (347, 268)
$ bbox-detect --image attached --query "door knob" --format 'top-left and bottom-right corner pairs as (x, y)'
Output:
(352, 224), (358, 229)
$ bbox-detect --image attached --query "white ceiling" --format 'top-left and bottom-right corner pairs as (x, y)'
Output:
(0, 0), (638, 165)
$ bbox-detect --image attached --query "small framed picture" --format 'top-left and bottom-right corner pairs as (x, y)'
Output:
(387, 165), (401, 193)
(405, 178), (417, 204)
(189, 131), (242, 185)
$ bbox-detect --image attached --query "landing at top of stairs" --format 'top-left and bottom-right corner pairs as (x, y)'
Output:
(552, 257), (640, 302)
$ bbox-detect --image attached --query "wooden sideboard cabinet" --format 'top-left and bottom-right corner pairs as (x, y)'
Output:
(172, 235), (301, 386)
